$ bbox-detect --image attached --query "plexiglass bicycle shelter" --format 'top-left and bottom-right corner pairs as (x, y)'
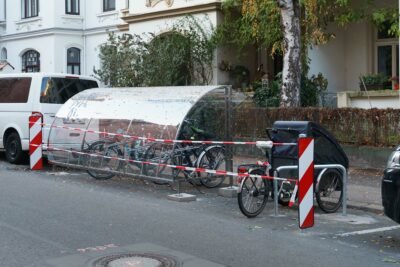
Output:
(48, 86), (246, 184)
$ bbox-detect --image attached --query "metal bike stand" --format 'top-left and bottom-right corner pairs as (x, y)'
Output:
(315, 164), (348, 216)
(167, 178), (197, 202)
(218, 86), (238, 198)
(273, 170), (280, 217)
(273, 164), (347, 217)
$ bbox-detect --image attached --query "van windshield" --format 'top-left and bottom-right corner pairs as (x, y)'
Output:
(40, 77), (98, 104)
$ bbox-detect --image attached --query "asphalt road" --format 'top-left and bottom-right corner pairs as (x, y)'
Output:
(0, 153), (399, 267)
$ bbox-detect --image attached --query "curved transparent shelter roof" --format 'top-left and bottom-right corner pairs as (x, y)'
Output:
(47, 85), (251, 184)
(56, 86), (227, 125)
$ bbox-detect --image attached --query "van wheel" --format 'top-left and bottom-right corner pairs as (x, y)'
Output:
(5, 132), (24, 164)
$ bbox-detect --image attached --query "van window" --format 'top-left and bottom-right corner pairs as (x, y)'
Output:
(40, 77), (98, 104)
(0, 78), (32, 103)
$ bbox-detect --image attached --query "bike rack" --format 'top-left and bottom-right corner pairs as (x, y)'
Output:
(273, 164), (347, 217)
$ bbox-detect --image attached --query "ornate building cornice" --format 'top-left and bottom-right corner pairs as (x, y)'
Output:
(121, 2), (221, 25)
(146, 0), (174, 8)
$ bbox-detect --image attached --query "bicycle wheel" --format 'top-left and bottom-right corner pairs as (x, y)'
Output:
(278, 181), (294, 206)
(86, 141), (122, 180)
(198, 146), (226, 188)
(143, 143), (170, 180)
(237, 169), (270, 218)
(316, 168), (343, 213)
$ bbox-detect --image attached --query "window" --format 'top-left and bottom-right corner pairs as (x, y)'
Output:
(0, 78), (32, 103)
(40, 77), (98, 104)
(22, 50), (40, 72)
(22, 0), (39, 19)
(0, 0), (5, 21)
(376, 22), (399, 89)
(103, 0), (115, 12)
(66, 0), (79, 15)
(67, 47), (81, 75)
(0, 48), (7, 61)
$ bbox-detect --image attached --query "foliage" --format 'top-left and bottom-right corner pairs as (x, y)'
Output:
(214, 0), (398, 107)
(94, 16), (215, 87)
(233, 107), (400, 147)
(213, 0), (283, 54)
(253, 77), (281, 107)
(301, 73), (328, 107)
(142, 16), (215, 86)
(229, 65), (250, 88)
(93, 33), (145, 87)
(253, 72), (328, 107)
(371, 7), (399, 37)
(359, 73), (389, 86)
(215, 0), (372, 69)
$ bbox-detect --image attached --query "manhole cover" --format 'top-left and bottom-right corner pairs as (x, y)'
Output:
(92, 252), (178, 267)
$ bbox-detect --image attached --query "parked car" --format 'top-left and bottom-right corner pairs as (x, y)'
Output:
(0, 73), (99, 164)
(382, 146), (400, 223)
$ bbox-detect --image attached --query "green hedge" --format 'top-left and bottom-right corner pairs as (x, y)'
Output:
(232, 107), (400, 147)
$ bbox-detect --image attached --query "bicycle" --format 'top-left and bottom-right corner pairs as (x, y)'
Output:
(83, 135), (150, 180)
(237, 129), (344, 218)
(143, 122), (226, 188)
(84, 120), (226, 188)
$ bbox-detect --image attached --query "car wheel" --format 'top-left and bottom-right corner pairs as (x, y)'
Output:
(5, 132), (25, 164)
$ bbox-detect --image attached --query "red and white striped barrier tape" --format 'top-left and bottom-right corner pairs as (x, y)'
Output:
(29, 115), (43, 170)
(298, 137), (314, 229)
(35, 144), (297, 183)
(41, 123), (297, 147)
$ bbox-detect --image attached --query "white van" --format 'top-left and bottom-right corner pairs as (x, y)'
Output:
(0, 73), (99, 164)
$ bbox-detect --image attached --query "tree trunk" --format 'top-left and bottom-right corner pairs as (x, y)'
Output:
(278, 0), (301, 107)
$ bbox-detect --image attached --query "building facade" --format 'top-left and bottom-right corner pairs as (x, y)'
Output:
(0, 0), (398, 108)
(0, 0), (128, 76)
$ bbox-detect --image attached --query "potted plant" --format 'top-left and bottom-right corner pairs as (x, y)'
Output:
(359, 73), (389, 91)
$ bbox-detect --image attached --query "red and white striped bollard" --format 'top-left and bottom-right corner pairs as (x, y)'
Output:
(29, 113), (43, 170)
(298, 137), (314, 229)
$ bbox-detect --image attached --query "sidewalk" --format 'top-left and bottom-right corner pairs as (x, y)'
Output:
(347, 167), (383, 213)
(232, 155), (384, 213)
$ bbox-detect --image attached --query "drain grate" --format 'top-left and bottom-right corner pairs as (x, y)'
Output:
(92, 252), (178, 267)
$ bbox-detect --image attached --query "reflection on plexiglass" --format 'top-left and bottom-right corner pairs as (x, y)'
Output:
(47, 86), (248, 182)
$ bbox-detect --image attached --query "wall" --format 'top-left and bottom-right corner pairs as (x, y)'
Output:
(309, 0), (397, 94)
(0, 0), (124, 75)
(338, 90), (400, 109)
(344, 21), (371, 90)
(1, 35), (55, 72)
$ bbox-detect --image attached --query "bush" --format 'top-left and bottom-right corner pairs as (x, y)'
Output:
(94, 16), (215, 87)
(253, 72), (328, 107)
(360, 73), (388, 86)
(253, 78), (280, 107)
(300, 73), (328, 107)
(232, 107), (400, 147)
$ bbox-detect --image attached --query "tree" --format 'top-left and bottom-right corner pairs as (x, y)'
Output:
(94, 16), (215, 87)
(94, 33), (145, 87)
(277, 0), (301, 107)
(141, 16), (215, 86)
(215, 0), (399, 107)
